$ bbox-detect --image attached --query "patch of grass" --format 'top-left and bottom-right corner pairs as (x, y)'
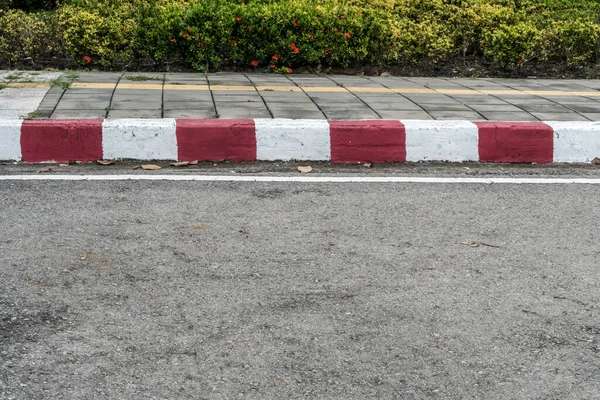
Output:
(23, 111), (42, 120)
(50, 70), (79, 90)
(5, 72), (24, 80)
(29, 72), (41, 75)
(124, 74), (163, 82)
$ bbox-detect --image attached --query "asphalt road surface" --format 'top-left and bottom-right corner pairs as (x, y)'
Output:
(1, 168), (600, 399)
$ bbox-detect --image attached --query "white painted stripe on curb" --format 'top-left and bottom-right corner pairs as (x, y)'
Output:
(255, 119), (331, 161)
(102, 119), (178, 160)
(547, 121), (600, 163)
(2, 175), (600, 184)
(403, 120), (480, 162)
(0, 120), (23, 161)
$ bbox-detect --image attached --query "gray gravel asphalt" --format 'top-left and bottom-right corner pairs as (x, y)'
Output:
(1, 170), (600, 399)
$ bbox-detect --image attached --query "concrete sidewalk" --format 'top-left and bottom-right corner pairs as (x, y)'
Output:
(2, 71), (600, 121)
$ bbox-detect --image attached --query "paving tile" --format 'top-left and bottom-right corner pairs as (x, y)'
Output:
(517, 104), (573, 113)
(54, 100), (110, 110)
(217, 109), (271, 118)
(110, 101), (162, 110)
(164, 110), (217, 118)
(402, 95), (462, 105)
(212, 94), (261, 102)
(381, 110), (432, 120)
(270, 110), (326, 119)
(163, 91), (213, 102)
(468, 104), (524, 112)
(580, 113), (600, 120)
(429, 111), (483, 120)
(323, 109), (380, 120)
(530, 112), (589, 121)
(266, 103), (321, 112)
(364, 102), (424, 111)
(561, 104), (600, 113)
(420, 104), (473, 112)
(163, 102), (216, 111)
(107, 110), (162, 118)
(51, 110), (106, 119)
(480, 111), (538, 121)
(260, 92), (313, 102)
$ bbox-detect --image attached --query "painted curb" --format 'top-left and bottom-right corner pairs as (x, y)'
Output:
(1, 119), (600, 163)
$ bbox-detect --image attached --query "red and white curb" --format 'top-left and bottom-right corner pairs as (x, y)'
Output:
(1, 119), (600, 163)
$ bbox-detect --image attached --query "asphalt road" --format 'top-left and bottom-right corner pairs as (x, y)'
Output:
(1, 171), (600, 399)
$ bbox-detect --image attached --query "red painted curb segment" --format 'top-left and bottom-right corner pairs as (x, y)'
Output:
(21, 119), (103, 163)
(476, 122), (554, 164)
(329, 120), (406, 163)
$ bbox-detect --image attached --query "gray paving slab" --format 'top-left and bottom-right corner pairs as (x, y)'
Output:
(217, 109), (271, 118)
(581, 113), (600, 120)
(420, 103), (474, 112)
(530, 112), (589, 121)
(51, 110), (106, 119)
(164, 110), (217, 118)
(61, 93), (113, 101)
(269, 109), (326, 119)
(402, 94), (462, 105)
(163, 102), (215, 111)
(479, 111), (538, 121)
(378, 110), (433, 119)
(260, 92), (314, 103)
(560, 104), (600, 113)
(468, 104), (524, 112)
(449, 96), (510, 105)
(428, 111), (484, 120)
(74, 72), (122, 83)
(112, 90), (162, 96)
(323, 110), (380, 120)
(163, 91), (213, 102)
(362, 102), (424, 111)
(518, 104), (574, 113)
(110, 101), (162, 111)
(54, 100), (110, 110)
(107, 110), (162, 118)
(64, 88), (115, 95)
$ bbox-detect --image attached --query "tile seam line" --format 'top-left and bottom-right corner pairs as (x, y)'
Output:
(364, 76), (434, 120)
(284, 75), (327, 119)
(244, 73), (274, 119)
(476, 79), (591, 121)
(324, 75), (383, 119)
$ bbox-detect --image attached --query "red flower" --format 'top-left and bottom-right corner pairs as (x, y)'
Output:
(272, 54), (280, 60)
(231, 40), (237, 46)
(170, 38), (176, 43)
(187, 27), (192, 31)
(307, 35), (314, 40)
(270, 64), (276, 69)
(340, 15), (345, 19)
(293, 18), (299, 27)
(83, 55), (91, 63)
(344, 32), (351, 39)
(289, 43), (297, 49)
(251, 60), (259, 67)
(183, 33), (189, 38)
(286, 67), (293, 73)
(475, 19), (480, 23)
(236, 16), (242, 21)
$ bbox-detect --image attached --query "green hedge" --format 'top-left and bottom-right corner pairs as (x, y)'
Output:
(1, 0), (600, 70)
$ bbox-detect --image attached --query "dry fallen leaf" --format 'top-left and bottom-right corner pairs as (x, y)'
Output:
(74, 160), (82, 164)
(465, 241), (480, 248)
(58, 163), (68, 167)
(96, 159), (114, 166)
(363, 162), (373, 168)
(141, 164), (161, 170)
(38, 167), (54, 173)
(170, 161), (190, 167)
(190, 225), (207, 231)
(189, 160), (199, 165)
(298, 165), (312, 174)
(592, 157), (600, 165)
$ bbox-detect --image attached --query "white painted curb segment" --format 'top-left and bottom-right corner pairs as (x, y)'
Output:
(0, 120), (22, 161)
